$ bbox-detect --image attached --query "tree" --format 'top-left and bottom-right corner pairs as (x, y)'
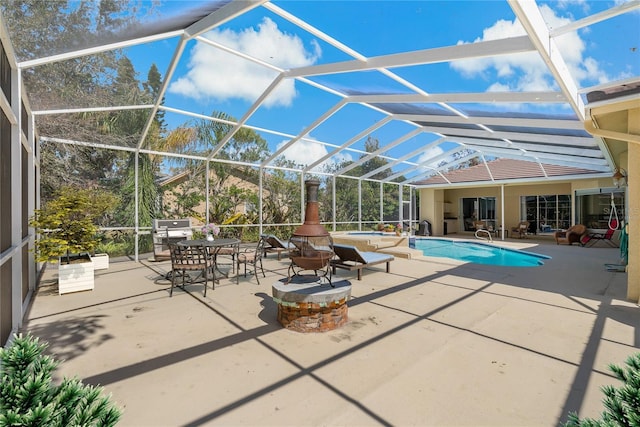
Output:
(162, 174), (206, 220)
(262, 162), (301, 233)
(0, 333), (121, 426)
(118, 152), (159, 228)
(450, 148), (481, 170)
(360, 136), (392, 179)
(163, 111), (271, 225)
(111, 59), (164, 228)
(30, 187), (117, 263)
(1, 0), (156, 199)
(321, 135), (401, 227)
(144, 63), (165, 129)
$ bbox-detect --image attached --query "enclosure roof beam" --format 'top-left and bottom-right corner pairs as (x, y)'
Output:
(346, 91), (566, 104)
(137, 36), (189, 151)
(508, 0), (584, 119)
(286, 35), (534, 78)
(261, 98), (348, 167)
(334, 128), (424, 176)
(18, 31), (183, 69)
(303, 117), (393, 173)
(209, 73), (286, 161)
(184, 0), (267, 39)
(360, 137), (447, 180)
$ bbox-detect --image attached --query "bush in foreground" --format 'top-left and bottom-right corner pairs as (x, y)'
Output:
(0, 333), (121, 426)
(564, 352), (640, 426)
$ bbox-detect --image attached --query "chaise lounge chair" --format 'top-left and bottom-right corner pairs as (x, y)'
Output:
(554, 224), (587, 246)
(262, 234), (295, 260)
(582, 220), (618, 247)
(330, 243), (394, 280)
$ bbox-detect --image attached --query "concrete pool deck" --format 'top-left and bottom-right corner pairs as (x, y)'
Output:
(20, 237), (638, 426)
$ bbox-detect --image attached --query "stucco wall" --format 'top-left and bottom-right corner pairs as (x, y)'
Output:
(421, 182), (575, 235)
(160, 171), (265, 225)
(417, 150), (636, 303)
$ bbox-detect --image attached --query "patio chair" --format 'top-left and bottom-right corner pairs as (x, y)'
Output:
(554, 224), (587, 246)
(511, 221), (530, 239)
(330, 243), (395, 280)
(214, 228), (239, 273)
(473, 220), (486, 230)
(168, 243), (210, 297)
(262, 234), (295, 260)
(583, 220), (618, 247)
(237, 236), (267, 284)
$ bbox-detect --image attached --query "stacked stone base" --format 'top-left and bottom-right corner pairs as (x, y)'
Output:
(272, 277), (351, 333)
(277, 299), (348, 332)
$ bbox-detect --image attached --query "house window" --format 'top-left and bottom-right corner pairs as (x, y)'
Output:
(462, 197), (495, 231)
(519, 194), (571, 234)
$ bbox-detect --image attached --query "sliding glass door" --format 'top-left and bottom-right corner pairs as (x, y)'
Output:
(462, 197), (496, 231)
(519, 194), (571, 234)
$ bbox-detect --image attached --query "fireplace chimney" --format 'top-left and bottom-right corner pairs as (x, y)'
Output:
(293, 179), (329, 238)
(287, 179), (333, 286)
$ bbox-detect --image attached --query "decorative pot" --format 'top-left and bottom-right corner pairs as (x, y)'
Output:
(206, 234), (214, 241)
(58, 254), (94, 295)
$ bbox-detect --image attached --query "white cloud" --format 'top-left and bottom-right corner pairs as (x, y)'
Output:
(277, 138), (328, 167)
(450, 4), (612, 90)
(169, 17), (321, 107)
(487, 82), (511, 92)
(276, 138), (352, 171)
(555, 0), (591, 14)
(330, 150), (353, 166)
(416, 146), (445, 168)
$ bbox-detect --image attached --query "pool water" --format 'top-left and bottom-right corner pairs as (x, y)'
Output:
(411, 238), (550, 267)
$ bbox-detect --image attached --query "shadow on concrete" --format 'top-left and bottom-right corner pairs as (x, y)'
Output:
(22, 243), (637, 426)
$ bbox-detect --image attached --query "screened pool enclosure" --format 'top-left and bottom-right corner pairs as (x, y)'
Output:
(0, 0), (637, 262)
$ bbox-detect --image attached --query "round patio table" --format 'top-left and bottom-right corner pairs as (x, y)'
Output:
(179, 238), (241, 285)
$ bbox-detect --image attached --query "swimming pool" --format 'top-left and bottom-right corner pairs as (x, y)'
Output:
(411, 238), (550, 267)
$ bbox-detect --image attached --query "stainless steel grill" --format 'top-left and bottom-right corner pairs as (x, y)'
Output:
(152, 219), (193, 261)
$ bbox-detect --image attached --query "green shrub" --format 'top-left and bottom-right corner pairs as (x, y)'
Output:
(30, 187), (117, 263)
(564, 352), (640, 426)
(0, 333), (122, 426)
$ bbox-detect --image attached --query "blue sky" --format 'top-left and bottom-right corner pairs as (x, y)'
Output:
(126, 0), (640, 171)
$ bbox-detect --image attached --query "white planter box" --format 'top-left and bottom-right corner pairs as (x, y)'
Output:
(91, 253), (109, 270)
(58, 257), (94, 295)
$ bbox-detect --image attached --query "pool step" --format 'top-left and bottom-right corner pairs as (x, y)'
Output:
(377, 247), (423, 259)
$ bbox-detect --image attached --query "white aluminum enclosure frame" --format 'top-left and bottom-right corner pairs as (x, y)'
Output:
(3, 0), (638, 261)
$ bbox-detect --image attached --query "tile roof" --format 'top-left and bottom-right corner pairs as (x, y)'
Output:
(415, 158), (601, 186)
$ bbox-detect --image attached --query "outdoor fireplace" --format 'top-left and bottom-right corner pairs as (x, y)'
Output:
(287, 179), (334, 286)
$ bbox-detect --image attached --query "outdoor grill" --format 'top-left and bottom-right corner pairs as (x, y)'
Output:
(287, 179), (334, 286)
(152, 218), (193, 261)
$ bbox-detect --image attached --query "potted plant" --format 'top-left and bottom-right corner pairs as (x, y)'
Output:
(201, 223), (220, 241)
(30, 187), (116, 294)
